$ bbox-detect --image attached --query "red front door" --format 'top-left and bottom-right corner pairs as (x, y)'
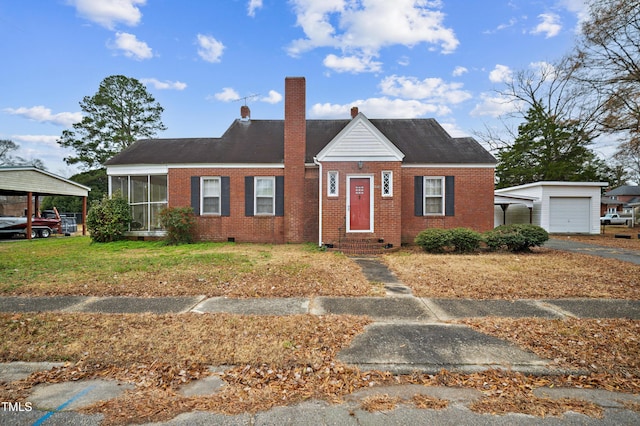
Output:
(349, 178), (370, 231)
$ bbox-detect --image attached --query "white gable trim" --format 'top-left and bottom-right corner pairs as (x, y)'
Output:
(403, 163), (495, 169)
(316, 113), (405, 162)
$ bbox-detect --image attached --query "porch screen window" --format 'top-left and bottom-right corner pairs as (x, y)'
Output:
(424, 177), (444, 215)
(255, 177), (275, 215)
(382, 171), (392, 197)
(109, 175), (168, 231)
(201, 177), (221, 214)
(328, 171), (338, 196)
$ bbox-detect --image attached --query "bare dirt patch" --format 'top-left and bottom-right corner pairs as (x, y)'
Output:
(383, 248), (639, 299)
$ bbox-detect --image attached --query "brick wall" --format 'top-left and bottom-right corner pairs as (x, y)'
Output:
(320, 161), (402, 248)
(401, 166), (495, 244)
(168, 167), (285, 243)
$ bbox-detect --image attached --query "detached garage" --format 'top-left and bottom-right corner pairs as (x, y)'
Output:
(495, 181), (608, 234)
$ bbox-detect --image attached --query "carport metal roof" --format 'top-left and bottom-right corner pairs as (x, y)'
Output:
(0, 166), (90, 239)
(0, 166), (90, 197)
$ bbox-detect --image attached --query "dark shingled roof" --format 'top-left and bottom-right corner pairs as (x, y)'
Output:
(605, 185), (640, 196)
(105, 118), (496, 166)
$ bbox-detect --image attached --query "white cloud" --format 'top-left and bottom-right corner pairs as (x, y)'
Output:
(531, 13), (562, 38)
(483, 17), (518, 34)
(452, 66), (468, 77)
(379, 75), (472, 104)
(439, 121), (470, 138)
(323, 54), (382, 73)
(4, 106), (82, 127)
(10, 134), (59, 145)
(68, 0), (145, 29)
(248, 0), (263, 17)
(261, 90), (283, 104)
(288, 0), (458, 72)
(197, 34), (225, 63)
(489, 64), (512, 83)
(310, 97), (450, 119)
(140, 78), (187, 90)
(559, 0), (590, 28)
(470, 93), (522, 118)
(110, 32), (153, 60)
(214, 87), (240, 102)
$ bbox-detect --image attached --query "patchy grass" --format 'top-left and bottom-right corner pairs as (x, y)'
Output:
(0, 238), (377, 297)
(383, 248), (640, 299)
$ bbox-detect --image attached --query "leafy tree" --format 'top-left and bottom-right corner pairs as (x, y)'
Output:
(41, 169), (108, 212)
(496, 104), (607, 188)
(58, 75), (166, 169)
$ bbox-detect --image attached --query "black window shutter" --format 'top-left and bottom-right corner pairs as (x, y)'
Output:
(221, 176), (230, 217)
(245, 176), (254, 216)
(414, 176), (423, 216)
(275, 176), (284, 216)
(191, 176), (200, 215)
(445, 176), (455, 216)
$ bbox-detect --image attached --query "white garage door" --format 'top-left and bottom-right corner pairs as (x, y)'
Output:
(549, 197), (591, 233)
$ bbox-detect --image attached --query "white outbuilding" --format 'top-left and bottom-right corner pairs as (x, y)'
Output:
(494, 181), (608, 234)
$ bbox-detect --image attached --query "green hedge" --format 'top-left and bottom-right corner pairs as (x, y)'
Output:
(158, 207), (196, 245)
(415, 224), (548, 253)
(484, 224), (549, 252)
(414, 227), (482, 253)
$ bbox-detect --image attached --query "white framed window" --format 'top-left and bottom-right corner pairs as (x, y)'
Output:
(381, 171), (392, 197)
(327, 171), (338, 196)
(201, 177), (221, 215)
(424, 177), (444, 215)
(255, 176), (275, 215)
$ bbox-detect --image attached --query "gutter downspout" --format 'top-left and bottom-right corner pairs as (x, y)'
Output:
(313, 156), (323, 248)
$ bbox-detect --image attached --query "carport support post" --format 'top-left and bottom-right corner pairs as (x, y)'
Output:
(500, 204), (508, 225)
(82, 196), (87, 236)
(26, 192), (33, 240)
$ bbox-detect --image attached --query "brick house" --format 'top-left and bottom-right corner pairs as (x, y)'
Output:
(105, 77), (496, 250)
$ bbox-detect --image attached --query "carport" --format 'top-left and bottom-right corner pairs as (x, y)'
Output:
(0, 166), (90, 239)
(494, 193), (537, 226)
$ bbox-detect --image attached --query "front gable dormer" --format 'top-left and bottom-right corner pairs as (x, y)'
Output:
(316, 113), (405, 162)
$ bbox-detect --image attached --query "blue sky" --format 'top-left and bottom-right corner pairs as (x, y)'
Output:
(0, 0), (591, 177)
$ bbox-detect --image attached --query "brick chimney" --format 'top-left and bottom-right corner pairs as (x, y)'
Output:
(240, 105), (250, 120)
(284, 77), (306, 243)
(351, 106), (358, 118)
